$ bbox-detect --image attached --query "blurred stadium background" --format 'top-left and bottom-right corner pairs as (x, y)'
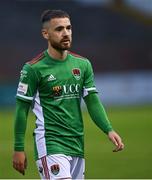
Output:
(0, 0), (152, 179)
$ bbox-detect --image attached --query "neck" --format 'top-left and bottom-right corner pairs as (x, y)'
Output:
(47, 44), (68, 60)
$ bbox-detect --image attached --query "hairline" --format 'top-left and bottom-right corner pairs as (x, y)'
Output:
(42, 17), (71, 29)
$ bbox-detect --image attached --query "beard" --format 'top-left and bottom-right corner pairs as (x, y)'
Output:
(49, 38), (72, 51)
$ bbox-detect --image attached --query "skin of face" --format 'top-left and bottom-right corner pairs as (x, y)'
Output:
(42, 17), (72, 51)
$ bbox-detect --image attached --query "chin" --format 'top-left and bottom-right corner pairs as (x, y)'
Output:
(62, 45), (71, 50)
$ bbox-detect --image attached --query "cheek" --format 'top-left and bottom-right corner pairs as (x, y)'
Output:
(69, 31), (72, 38)
(48, 32), (61, 41)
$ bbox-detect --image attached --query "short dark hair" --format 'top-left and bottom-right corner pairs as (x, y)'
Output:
(41, 9), (70, 25)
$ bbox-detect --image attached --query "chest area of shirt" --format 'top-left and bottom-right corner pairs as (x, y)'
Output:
(38, 64), (84, 99)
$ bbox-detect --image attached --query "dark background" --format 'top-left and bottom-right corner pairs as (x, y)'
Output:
(0, 0), (152, 82)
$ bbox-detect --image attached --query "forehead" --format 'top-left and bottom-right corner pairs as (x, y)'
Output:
(50, 17), (71, 28)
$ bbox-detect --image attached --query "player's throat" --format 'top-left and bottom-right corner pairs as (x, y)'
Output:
(47, 48), (68, 61)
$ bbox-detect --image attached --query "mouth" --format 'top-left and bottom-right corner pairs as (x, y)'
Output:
(61, 39), (70, 43)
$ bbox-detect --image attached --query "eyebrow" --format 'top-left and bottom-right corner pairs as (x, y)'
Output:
(54, 24), (72, 30)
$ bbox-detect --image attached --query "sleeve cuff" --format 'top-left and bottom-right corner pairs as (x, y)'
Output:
(16, 95), (33, 103)
(14, 145), (24, 151)
(83, 87), (98, 97)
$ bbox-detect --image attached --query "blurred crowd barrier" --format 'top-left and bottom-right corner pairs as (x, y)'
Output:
(95, 71), (152, 105)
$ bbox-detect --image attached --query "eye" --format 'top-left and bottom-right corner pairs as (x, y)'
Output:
(55, 26), (64, 32)
(67, 25), (72, 30)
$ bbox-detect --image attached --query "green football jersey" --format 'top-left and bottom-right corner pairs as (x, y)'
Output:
(16, 50), (97, 160)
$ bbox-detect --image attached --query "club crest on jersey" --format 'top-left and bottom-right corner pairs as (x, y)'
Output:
(51, 164), (60, 175)
(72, 68), (81, 80)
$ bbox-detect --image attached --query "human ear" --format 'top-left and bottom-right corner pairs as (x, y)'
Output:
(41, 29), (49, 40)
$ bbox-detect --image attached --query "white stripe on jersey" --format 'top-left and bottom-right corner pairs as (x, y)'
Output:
(83, 87), (97, 97)
(33, 91), (47, 159)
(85, 87), (96, 91)
(16, 94), (33, 100)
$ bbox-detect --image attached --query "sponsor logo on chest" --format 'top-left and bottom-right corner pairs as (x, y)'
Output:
(52, 83), (80, 100)
(47, 68), (81, 100)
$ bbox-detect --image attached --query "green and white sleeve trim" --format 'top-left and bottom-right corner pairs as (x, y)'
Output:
(16, 94), (33, 101)
(83, 87), (97, 97)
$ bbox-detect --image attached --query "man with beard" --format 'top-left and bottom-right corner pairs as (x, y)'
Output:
(12, 9), (124, 179)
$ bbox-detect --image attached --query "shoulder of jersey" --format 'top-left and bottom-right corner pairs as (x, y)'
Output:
(68, 51), (88, 61)
(26, 51), (45, 65)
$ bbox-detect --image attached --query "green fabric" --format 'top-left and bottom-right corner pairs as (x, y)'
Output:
(15, 50), (98, 160)
(84, 93), (113, 134)
(14, 99), (31, 151)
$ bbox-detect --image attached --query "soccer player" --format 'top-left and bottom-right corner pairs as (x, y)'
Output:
(12, 9), (124, 179)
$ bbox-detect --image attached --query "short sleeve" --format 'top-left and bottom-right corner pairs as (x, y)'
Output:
(16, 63), (38, 102)
(83, 60), (98, 97)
